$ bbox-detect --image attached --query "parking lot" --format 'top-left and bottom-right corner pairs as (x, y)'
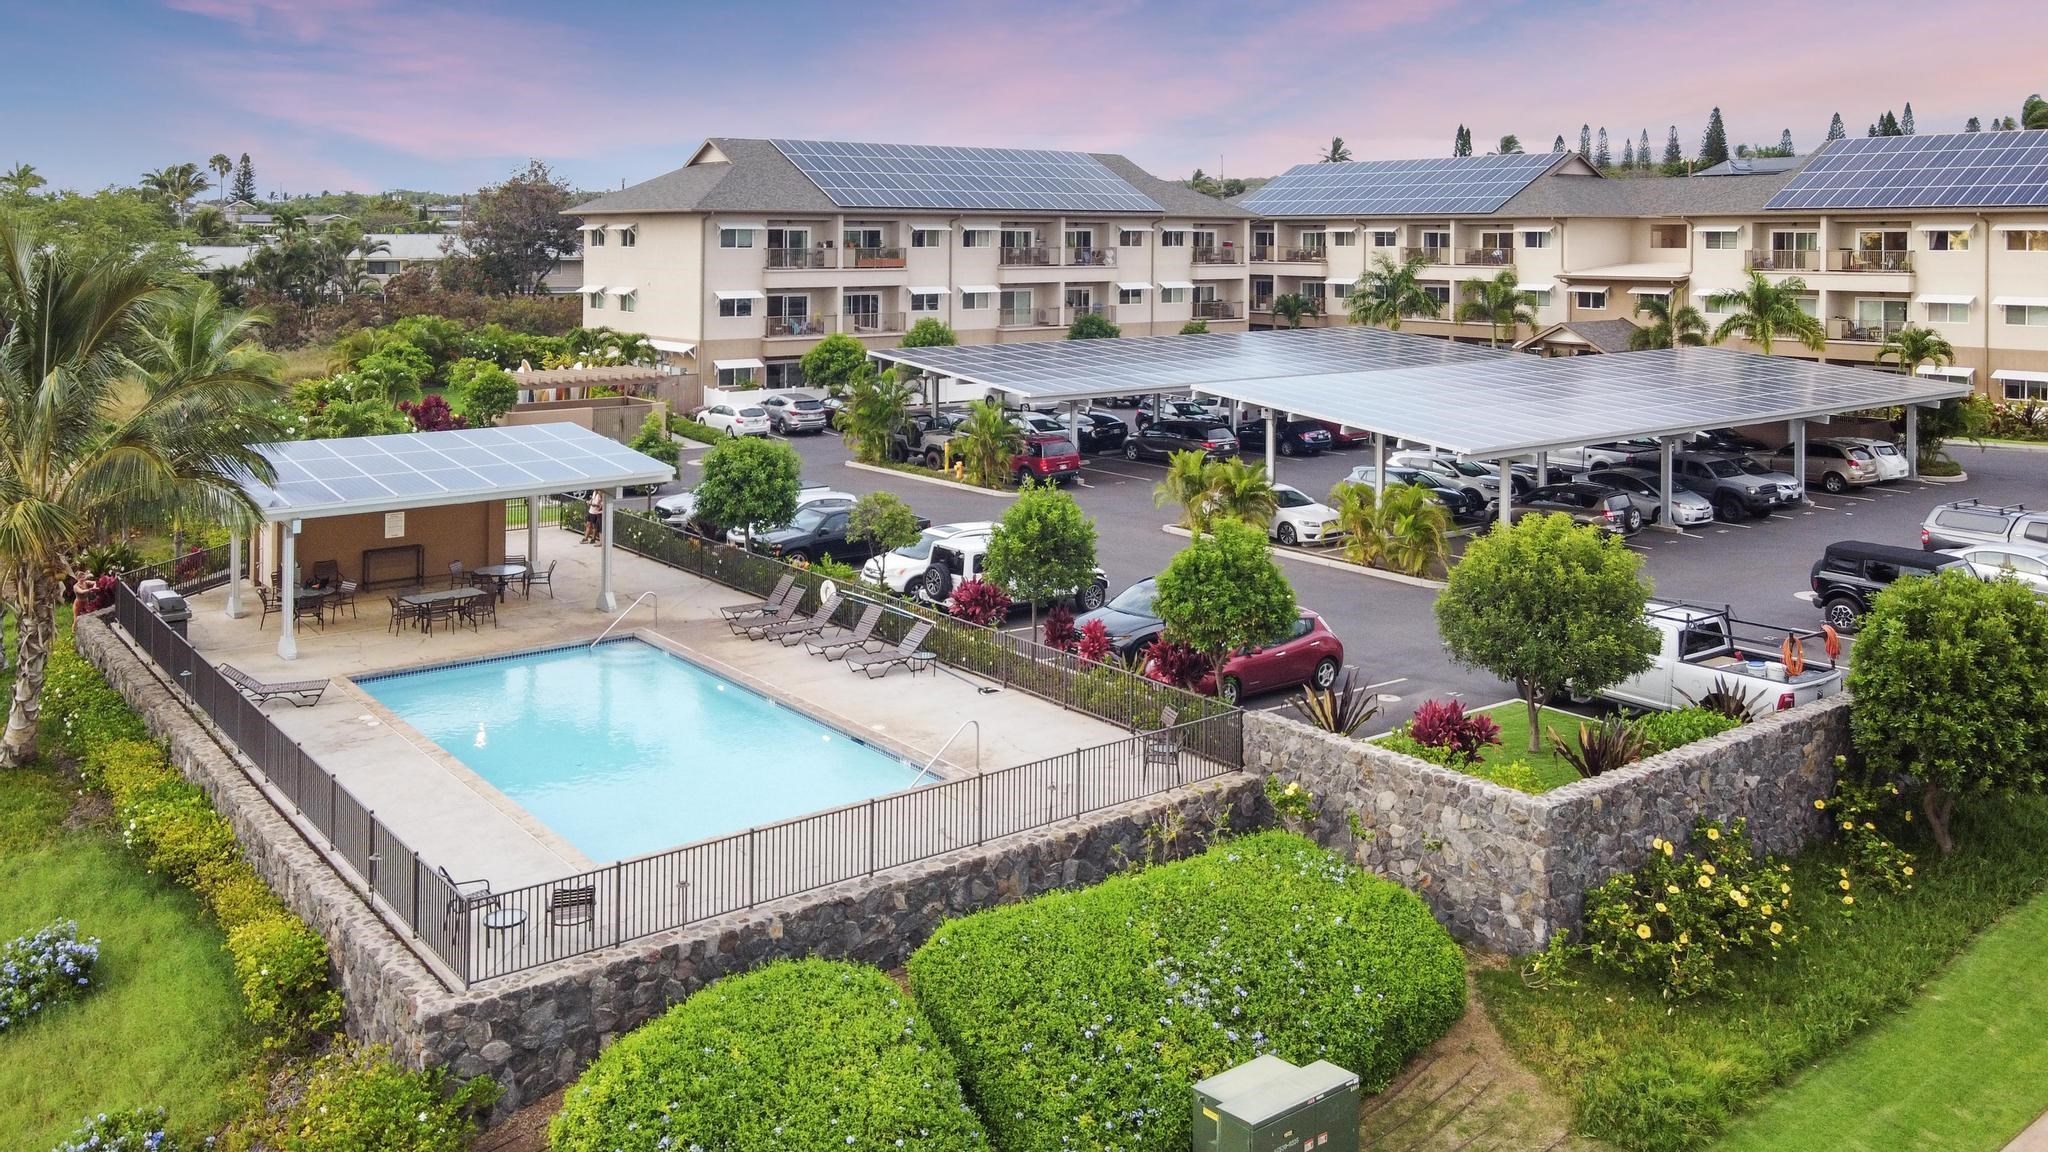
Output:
(664, 416), (2048, 726)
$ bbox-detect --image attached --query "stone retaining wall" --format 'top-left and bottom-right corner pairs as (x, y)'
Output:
(1245, 698), (1849, 953)
(77, 613), (1260, 1116)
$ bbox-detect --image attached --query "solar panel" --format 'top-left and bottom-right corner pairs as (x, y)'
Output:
(1767, 130), (2048, 211)
(770, 139), (1162, 213)
(1241, 153), (1557, 217)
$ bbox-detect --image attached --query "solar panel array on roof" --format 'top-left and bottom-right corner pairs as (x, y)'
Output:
(770, 139), (1162, 213)
(1766, 130), (2048, 211)
(1241, 153), (1558, 217)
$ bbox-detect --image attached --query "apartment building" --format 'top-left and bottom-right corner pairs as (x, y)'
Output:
(569, 138), (1254, 394)
(1237, 131), (2048, 400)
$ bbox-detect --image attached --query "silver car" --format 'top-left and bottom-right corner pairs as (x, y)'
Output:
(1835, 436), (1910, 482)
(1386, 450), (1532, 498)
(1588, 467), (1716, 527)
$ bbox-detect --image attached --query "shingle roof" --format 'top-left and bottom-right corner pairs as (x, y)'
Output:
(1521, 319), (1644, 353)
(1089, 154), (1255, 219)
(1694, 156), (1806, 177)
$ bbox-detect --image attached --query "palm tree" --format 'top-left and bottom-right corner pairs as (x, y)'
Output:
(1154, 450), (1214, 531)
(1705, 270), (1826, 355)
(1349, 252), (1442, 330)
(1455, 269), (1539, 347)
(0, 220), (286, 767)
(840, 366), (915, 463)
(1, 164), (45, 199)
(950, 399), (1022, 488)
(1628, 292), (1709, 350)
(187, 205), (232, 243)
(139, 163), (211, 218)
(1876, 325), (1955, 375)
(208, 154), (233, 209)
(1271, 293), (1320, 329)
(2025, 94), (2048, 131)
(1331, 481), (1451, 577)
(1202, 459), (1278, 529)
(1321, 137), (1353, 163)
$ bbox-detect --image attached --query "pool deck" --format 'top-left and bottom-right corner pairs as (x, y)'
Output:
(177, 529), (1128, 888)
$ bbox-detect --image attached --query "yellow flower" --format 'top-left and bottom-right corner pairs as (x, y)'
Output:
(1667, 884), (1681, 895)
(1651, 837), (1665, 850)
(1706, 827), (1721, 840)
(1814, 798), (1827, 809)
(1702, 862), (1716, 875)
(1839, 879), (1852, 890)
(1637, 923), (1653, 939)
(1843, 821), (1855, 831)
(1842, 895), (1855, 905)
(1663, 842), (1675, 857)
(1781, 883), (1791, 894)
(1678, 931), (1690, 944)
(1733, 894), (1749, 907)
(1903, 866), (1914, 876)
(1698, 875), (1713, 888)
(1863, 822), (1875, 830)
(1904, 810), (1913, 821)
(1770, 922), (1783, 934)
(1655, 902), (1667, 913)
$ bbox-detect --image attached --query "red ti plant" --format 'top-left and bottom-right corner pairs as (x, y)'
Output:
(1075, 618), (1113, 664)
(1041, 603), (1079, 651)
(1407, 698), (1503, 762)
(946, 578), (1013, 626)
(1142, 636), (1212, 690)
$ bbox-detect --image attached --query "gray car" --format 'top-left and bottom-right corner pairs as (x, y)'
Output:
(1673, 451), (1803, 521)
(1920, 499), (2048, 551)
(1585, 467), (1716, 527)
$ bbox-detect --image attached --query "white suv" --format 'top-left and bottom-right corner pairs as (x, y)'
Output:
(1270, 484), (1343, 546)
(698, 403), (770, 437)
(906, 528), (1109, 612)
(860, 521), (996, 593)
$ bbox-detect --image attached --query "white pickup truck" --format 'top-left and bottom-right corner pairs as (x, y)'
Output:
(1594, 602), (1845, 716)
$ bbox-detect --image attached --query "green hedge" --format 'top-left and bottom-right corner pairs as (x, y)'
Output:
(550, 959), (989, 1152)
(907, 831), (1465, 1152)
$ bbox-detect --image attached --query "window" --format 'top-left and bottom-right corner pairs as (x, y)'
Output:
(718, 228), (753, 248)
(2005, 378), (2048, 402)
(764, 361), (804, 389)
(1422, 283), (1451, 306)
(1118, 288), (1144, 305)
(1573, 289), (1608, 309)
(1926, 301), (1970, 324)
(1478, 230), (1514, 251)
(2008, 230), (2048, 251)
(910, 292), (942, 312)
(1119, 229), (1146, 246)
(1160, 230), (1188, 247)
(960, 291), (990, 310)
(2007, 304), (2048, 326)
(366, 260), (397, 275)
(1795, 295), (1819, 318)
(586, 290), (604, 310)
(1522, 229), (1552, 249)
(844, 292), (880, 326)
(617, 227), (637, 248)
(587, 227), (604, 247)
(618, 291), (637, 313)
(1302, 282), (1327, 304)
(716, 367), (758, 388)
(844, 228), (883, 250)
(1703, 231), (1738, 250)
(911, 229), (943, 248)
(1650, 224), (1687, 249)
(1332, 282), (1353, 300)
(961, 229), (991, 248)
(1160, 287), (1188, 303)
(1372, 230), (1397, 247)
(1421, 231), (1451, 250)
(1299, 231), (1327, 252)
(1924, 229), (1969, 251)
(1635, 290), (1670, 306)
(1064, 229), (1095, 250)
(718, 297), (754, 317)
(1332, 230), (1357, 246)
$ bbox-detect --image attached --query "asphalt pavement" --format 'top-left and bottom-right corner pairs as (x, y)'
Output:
(664, 422), (2048, 726)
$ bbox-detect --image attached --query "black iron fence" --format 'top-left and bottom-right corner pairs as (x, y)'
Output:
(114, 541), (234, 596)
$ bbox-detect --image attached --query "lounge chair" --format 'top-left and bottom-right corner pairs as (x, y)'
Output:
(751, 590), (843, 643)
(805, 603), (883, 659)
(718, 573), (796, 622)
(219, 663), (329, 708)
(1142, 706), (1180, 781)
(844, 620), (935, 679)
(725, 582), (801, 636)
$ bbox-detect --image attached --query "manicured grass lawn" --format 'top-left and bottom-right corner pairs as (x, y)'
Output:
(1481, 796), (2048, 1152)
(1713, 884), (2048, 1151)
(1471, 702), (1587, 792)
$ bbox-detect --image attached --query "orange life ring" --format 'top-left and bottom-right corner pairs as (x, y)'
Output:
(1821, 624), (1843, 660)
(1782, 636), (1806, 677)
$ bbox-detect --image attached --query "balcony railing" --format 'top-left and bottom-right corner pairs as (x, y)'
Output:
(1192, 246), (1243, 265)
(1192, 300), (1244, 320)
(1064, 303), (1107, 325)
(1250, 244), (1276, 262)
(1832, 249), (1914, 273)
(766, 314), (833, 338)
(1000, 245), (1055, 267)
(1832, 318), (1907, 343)
(1459, 247), (1514, 266)
(999, 306), (1059, 327)
(1400, 247), (1451, 265)
(844, 311), (905, 334)
(1747, 249), (1821, 272)
(1250, 297), (1274, 313)
(764, 247), (831, 270)
(1064, 246), (1117, 267)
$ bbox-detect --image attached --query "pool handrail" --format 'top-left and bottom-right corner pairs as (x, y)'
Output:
(914, 719), (978, 783)
(589, 591), (658, 648)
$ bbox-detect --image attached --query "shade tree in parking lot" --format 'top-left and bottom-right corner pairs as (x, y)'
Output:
(1704, 271), (1827, 356)
(1331, 480), (1452, 577)
(1434, 514), (1658, 753)
(1628, 293), (1709, 350)
(846, 491), (922, 558)
(1202, 459), (1279, 528)
(984, 480), (1098, 633)
(838, 364), (916, 464)
(949, 399), (1023, 488)
(1846, 568), (2048, 855)
(899, 317), (958, 347)
(1153, 518), (1298, 677)
(1350, 252), (1443, 331)
(693, 435), (800, 550)
(1456, 269), (1540, 347)
(796, 332), (870, 397)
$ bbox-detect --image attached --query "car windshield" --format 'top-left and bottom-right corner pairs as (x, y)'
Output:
(895, 530), (944, 560)
(1275, 488), (1314, 508)
(788, 507), (829, 531)
(1734, 458), (1774, 477)
(739, 407), (767, 418)
(1203, 429), (1234, 444)
(1703, 459), (1742, 478)
(1870, 442), (1899, 456)
(1447, 460), (1488, 476)
(1107, 579), (1157, 615)
(1846, 447), (1873, 461)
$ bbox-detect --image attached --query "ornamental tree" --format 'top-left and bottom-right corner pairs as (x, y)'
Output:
(797, 332), (870, 397)
(1153, 518), (1297, 674)
(846, 491), (922, 556)
(1434, 513), (1657, 752)
(984, 480), (1098, 633)
(1847, 567), (2048, 854)
(626, 411), (679, 474)
(445, 357), (520, 426)
(693, 435), (799, 549)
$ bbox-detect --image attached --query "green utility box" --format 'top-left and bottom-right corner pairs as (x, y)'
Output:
(1192, 1053), (1360, 1152)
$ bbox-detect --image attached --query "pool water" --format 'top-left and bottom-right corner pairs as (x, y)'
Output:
(359, 639), (921, 862)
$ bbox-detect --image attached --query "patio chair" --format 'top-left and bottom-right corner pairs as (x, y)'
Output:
(437, 865), (497, 934)
(219, 663), (329, 708)
(718, 573), (796, 623)
(310, 559), (341, 586)
(385, 594), (417, 635)
(447, 560), (466, 589)
(256, 584), (278, 629)
(751, 590), (843, 643)
(726, 582), (801, 636)
(844, 620), (934, 679)
(805, 603), (884, 660)
(522, 559), (556, 599)
(421, 597), (462, 636)
(463, 593), (498, 629)
(547, 885), (596, 935)
(292, 591), (327, 629)
(504, 555), (529, 598)
(334, 580), (359, 620)
(1142, 706), (1180, 782)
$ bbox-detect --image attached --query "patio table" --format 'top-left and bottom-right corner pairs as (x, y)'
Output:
(471, 563), (529, 603)
(399, 587), (488, 633)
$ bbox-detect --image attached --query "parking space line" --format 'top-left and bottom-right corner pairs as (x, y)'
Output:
(1769, 514), (1799, 521)
(1806, 503), (1837, 511)
(1833, 493), (1878, 503)
(1080, 467), (1158, 482)
(1362, 677), (1407, 691)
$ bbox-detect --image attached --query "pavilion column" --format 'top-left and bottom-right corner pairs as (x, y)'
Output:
(595, 488), (617, 613)
(278, 522), (298, 661)
(1790, 418), (1808, 501)
(1905, 405), (1920, 478)
(1264, 412), (1278, 476)
(226, 525), (244, 619)
(1659, 437), (1676, 528)
(526, 496), (541, 566)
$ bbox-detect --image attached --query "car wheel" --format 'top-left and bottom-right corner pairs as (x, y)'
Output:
(1279, 440), (1297, 457)
(924, 449), (944, 470)
(1822, 598), (1862, 633)
(784, 550), (810, 565)
(725, 426), (737, 438)
(1074, 580), (1107, 611)
(1124, 441), (1139, 461)
(1627, 509), (1642, 531)
(1312, 657), (1338, 690)
(1647, 506), (1661, 525)
(920, 567), (952, 601)
(1714, 493), (1744, 521)
(1218, 676), (1242, 706)
(1277, 522), (1298, 546)
(1823, 472), (1848, 494)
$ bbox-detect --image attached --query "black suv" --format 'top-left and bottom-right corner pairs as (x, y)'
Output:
(752, 503), (931, 565)
(1513, 483), (1642, 536)
(1124, 419), (1239, 462)
(1234, 418), (1333, 457)
(1810, 540), (1967, 631)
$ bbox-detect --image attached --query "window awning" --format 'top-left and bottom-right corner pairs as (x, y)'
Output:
(1993, 369), (2048, 384)
(1322, 276), (1355, 286)
(908, 285), (952, 295)
(1628, 287), (1671, 295)
(1324, 225), (1360, 232)
(1117, 224), (1154, 232)
(715, 220), (766, 231)
(958, 225), (996, 233)
(1915, 224), (1971, 232)
(1521, 282), (1556, 293)
(1574, 287), (1609, 296)
(909, 223), (952, 231)
(1993, 297), (2048, 308)
(1157, 280), (1195, 290)
(1914, 294), (1976, 305)
(1117, 281), (1151, 291)
(1695, 226), (1741, 235)
(1919, 365), (1976, 379)
(714, 289), (767, 301)
(1992, 224), (2048, 233)
(574, 284), (606, 294)
(613, 223), (636, 232)
(647, 338), (695, 355)
(609, 285), (637, 295)
(958, 284), (999, 294)
(1520, 225), (1557, 234)
(713, 358), (766, 371)
(582, 223), (608, 233)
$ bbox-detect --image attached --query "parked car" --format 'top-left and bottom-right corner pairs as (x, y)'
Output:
(1134, 397), (1216, 428)
(1592, 602), (1845, 716)
(1124, 419), (1240, 462)
(1919, 499), (2048, 551)
(697, 403), (770, 438)
(759, 393), (830, 435)
(860, 521), (995, 593)
(1386, 450), (1531, 498)
(1012, 434), (1085, 486)
(1145, 609), (1344, 705)
(1234, 418), (1333, 457)
(1006, 409), (1079, 453)
(752, 505), (932, 564)
(1687, 427), (1775, 456)
(1767, 438), (1882, 494)
(1344, 464), (1490, 521)
(1835, 436), (1909, 482)
(722, 487), (856, 545)
(1269, 484), (1344, 546)
(1303, 420), (1373, 448)
(1809, 540), (1968, 632)
(913, 410), (974, 467)
(1063, 409), (1131, 453)
(910, 528), (1109, 612)
(1943, 542), (2048, 597)
(1549, 438), (1662, 470)
(1582, 468), (1715, 527)
(1673, 452), (1803, 521)
(1511, 483), (1642, 536)
(1073, 577), (1165, 657)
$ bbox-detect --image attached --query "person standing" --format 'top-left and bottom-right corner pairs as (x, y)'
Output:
(582, 490), (605, 544)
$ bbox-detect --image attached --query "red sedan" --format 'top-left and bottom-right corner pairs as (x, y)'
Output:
(1305, 420), (1374, 448)
(1145, 610), (1344, 705)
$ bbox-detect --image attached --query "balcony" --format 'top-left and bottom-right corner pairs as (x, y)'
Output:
(1064, 303), (1108, 325)
(999, 306), (1060, 327)
(844, 247), (906, 269)
(1400, 247), (1451, 265)
(844, 311), (905, 335)
(764, 247), (831, 270)
(1747, 249), (1822, 272)
(1000, 245), (1056, 267)
(1065, 246), (1117, 268)
(1830, 317), (1906, 343)
(1459, 247), (1515, 266)
(1193, 300), (1244, 320)
(1831, 249), (1914, 273)
(1193, 246), (1244, 265)
(766, 314), (833, 339)
(1250, 297), (1274, 314)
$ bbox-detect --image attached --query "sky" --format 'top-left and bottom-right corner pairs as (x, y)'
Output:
(7, 0), (2046, 197)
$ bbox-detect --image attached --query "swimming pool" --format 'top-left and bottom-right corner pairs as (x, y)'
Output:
(359, 639), (923, 862)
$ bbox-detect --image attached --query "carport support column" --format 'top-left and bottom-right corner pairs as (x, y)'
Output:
(1659, 437), (1676, 528)
(1372, 434), (1386, 492)
(1536, 451), (1549, 487)
(1264, 413), (1278, 476)
(1065, 400), (1080, 455)
(1905, 405), (1920, 478)
(1498, 460), (1513, 525)
(278, 522), (298, 661)
(226, 525), (243, 619)
(595, 488), (617, 613)
(1790, 418), (1808, 501)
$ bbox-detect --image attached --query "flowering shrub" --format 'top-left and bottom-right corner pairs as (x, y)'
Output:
(1263, 777), (1315, 833)
(1407, 699), (1502, 762)
(395, 394), (467, 432)
(172, 545), (208, 584)
(946, 578), (1012, 625)
(1816, 759), (1916, 908)
(1040, 602), (1078, 651)
(1141, 636), (1210, 690)
(49, 1109), (180, 1152)
(1075, 618), (1113, 664)
(1636, 706), (1743, 755)
(1581, 817), (1797, 998)
(551, 959), (987, 1152)
(908, 832), (1465, 1152)
(260, 1042), (497, 1152)
(1985, 398), (2048, 441)
(231, 917), (343, 1049)
(0, 920), (102, 1035)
